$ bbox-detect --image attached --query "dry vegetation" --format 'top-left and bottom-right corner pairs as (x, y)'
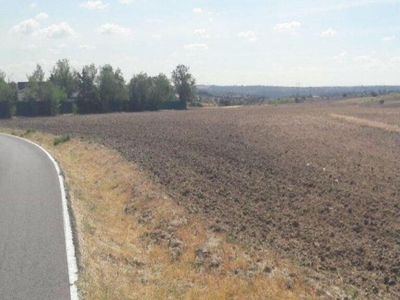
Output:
(0, 128), (317, 299)
(2, 96), (400, 299)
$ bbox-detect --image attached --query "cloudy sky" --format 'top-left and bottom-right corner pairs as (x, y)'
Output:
(1, 0), (400, 86)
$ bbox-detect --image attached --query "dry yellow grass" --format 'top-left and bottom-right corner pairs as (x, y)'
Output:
(0, 128), (317, 300)
(330, 113), (400, 132)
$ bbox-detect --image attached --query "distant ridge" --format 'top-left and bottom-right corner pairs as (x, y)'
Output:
(196, 85), (400, 98)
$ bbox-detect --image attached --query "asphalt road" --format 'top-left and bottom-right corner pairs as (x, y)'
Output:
(0, 134), (70, 300)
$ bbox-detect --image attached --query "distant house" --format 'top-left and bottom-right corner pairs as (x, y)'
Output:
(17, 82), (29, 101)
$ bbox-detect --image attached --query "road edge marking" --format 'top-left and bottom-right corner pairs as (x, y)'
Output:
(0, 133), (79, 300)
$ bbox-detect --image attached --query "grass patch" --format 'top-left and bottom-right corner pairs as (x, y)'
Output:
(25, 128), (36, 135)
(53, 135), (71, 146)
(330, 113), (400, 133)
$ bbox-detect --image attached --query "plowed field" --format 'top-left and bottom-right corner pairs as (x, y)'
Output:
(2, 102), (400, 298)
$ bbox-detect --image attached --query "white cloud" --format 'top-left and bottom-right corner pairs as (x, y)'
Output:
(119, 0), (133, 3)
(11, 19), (40, 35)
(35, 22), (76, 38)
(152, 34), (162, 39)
(354, 55), (374, 63)
(238, 31), (257, 42)
(274, 21), (301, 31)
(27, 44), (38, 50)
(35, 12), (49, 20)
(49, 48), (61, 54)
(80, 44), (96, 50)
(125, 56), (138, 61)
(80, 1), (109, 9)
(383, 35), (395, 42)
(98, 23), (132, 36)
(184, 43), (209, 51)
(332, 51), (348, 61)
(194, 29), (210, 39)
(29, 2), (37, 9)
(193, 8), (204, 14)
(321, 28), (337, 37)
(391, 57), (400, 63)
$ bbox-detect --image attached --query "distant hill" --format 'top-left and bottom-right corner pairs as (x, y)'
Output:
(196, 85), (400, 99)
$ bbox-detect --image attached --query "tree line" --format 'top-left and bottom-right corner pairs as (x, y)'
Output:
(0, 59), (196, 119)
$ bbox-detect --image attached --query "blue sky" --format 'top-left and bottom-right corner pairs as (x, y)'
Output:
(1, 0), (400, 86)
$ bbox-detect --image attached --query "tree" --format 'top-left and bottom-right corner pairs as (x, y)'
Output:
(171, 65), (196, 108)
(128, 73), (175, 111)
(113, 68), (129, 106)
(128, 73), (152, 111)
(24, 65), (65, 116)
(43, 81), (67, 116)
(25, 64), (45, 102)
(148, 73), (174, 110)
(76, 64), (100, 113)
(0, 71), (17, 119)
(49, 59), (78, 98)
(97, 65), (128, 113)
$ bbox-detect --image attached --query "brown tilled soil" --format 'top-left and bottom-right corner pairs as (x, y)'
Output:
(2, 102), (400, 298)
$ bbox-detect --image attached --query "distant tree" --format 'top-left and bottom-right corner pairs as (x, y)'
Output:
(113, 67), (129, 105)
(43, 81), (67, 116)
(49, 59), (78, 98)
(171, 65), (196, 108)
(77, 64), (100, 113)
(0, 70), (5, 82)
(128, 73), (174, 111)
(0, 71), (17, 118)
(148, 73), (174, 110)
(25, 64), (45, 102)
(128, 73), (152, 111)
(97, 65), (128, 113)
(23, 65), (63, 115)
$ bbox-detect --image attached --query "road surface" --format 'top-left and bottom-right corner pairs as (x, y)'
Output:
(0, 134), (71, 300)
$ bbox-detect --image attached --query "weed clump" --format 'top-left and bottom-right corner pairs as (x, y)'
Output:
(53, 135), (70, 146)
(22, 129), (36, 137)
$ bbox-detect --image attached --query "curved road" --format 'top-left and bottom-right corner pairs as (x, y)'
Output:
(0, 134), (70, 300)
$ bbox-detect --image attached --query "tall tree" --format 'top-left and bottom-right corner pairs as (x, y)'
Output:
(128, 73), (152, 111)
(43, 81), (67, 116)
(148, 73), (174, 110)
(171, 65), (196, 108)
(25, 64), (45, 102)
(49, 59), (78, 98)
(97, 65), (128, 113)
(77, 64), (100, 113)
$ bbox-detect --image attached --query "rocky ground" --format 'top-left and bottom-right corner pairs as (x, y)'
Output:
(2, 101), (400, 299)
